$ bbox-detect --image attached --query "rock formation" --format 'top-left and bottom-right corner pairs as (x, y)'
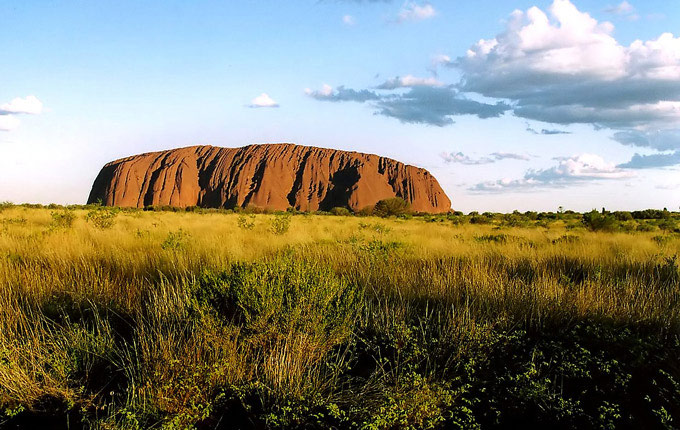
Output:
(88, 143), (451, 213)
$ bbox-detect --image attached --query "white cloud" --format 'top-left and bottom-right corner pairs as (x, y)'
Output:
(457, 0), (680, 129)
(376, 74), (443, 89)
(248, 93), (279, 108)
(0, 95), (43, 115)
(396, 2), (436, 22)
(342, 15), (356, 25)
(470, 154), (633, 192)
(0, 95), (43, 132)
(0, 116), (21, 132)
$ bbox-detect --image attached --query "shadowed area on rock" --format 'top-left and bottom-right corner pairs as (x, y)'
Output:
(88, 143), (452, 213)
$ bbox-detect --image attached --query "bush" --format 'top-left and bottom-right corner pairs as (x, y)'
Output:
(161, 229), (189, 250)
(330, 207), (352, 216)
(0, 201), (13, 213)
(237, 215), (256, 230)
(86, 208), (118, 229)
(469, 215), (492, 225)
(356, 206), (374, 217)
(195, 258), (360, 340)
(582, 210), (618, 232)
(269, 214), (291, 235)
(50, 210), (75, 229)
(374, 198), (410, 218)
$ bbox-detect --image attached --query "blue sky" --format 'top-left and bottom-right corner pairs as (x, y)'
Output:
(1, 0), (679, 211)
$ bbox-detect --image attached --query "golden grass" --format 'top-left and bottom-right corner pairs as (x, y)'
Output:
(0, 207), (678, 427)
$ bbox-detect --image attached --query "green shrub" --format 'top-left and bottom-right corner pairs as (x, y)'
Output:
(356, 206), (374, 217)
(269, 214), (291, 235)
(86, 208), (118, 229)
(161, 229), (189, 250)
(374, 198), (411, 218)
(237, 215), (256, 230)
(50, 210), (75, 229)
(469, 215), (491, 225)
(0, 201), (14, 213)
(195, 258), (360, 339)
(330, 207), (352, 216)
(582, 210), (618, 232)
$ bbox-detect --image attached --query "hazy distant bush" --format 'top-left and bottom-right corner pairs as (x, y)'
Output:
(330, 207), (352, 216)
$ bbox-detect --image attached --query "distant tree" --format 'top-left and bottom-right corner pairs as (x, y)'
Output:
(583, 210), (618, 232)
(373, 198), (410, 217)
(330, 207), (352, 216)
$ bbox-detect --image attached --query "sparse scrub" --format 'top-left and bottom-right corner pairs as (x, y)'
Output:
(269, 214), (291, 235)
(85, 207), (118, 229)
(374, 197), (410, 217)
(0, 208), (679, 428)
(161, 229), (189, 250)
(237, 214), (256, 230)
(49, 209), (76, 229)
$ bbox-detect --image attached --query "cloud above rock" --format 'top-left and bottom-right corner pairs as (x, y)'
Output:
(470, 154), (633, 192)
(456, 0), (680, 129)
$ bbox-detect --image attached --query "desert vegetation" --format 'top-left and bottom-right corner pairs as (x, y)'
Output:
(0, 203), (679, 429)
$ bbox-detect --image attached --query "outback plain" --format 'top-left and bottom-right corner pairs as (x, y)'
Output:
(1, 203), (679, 429)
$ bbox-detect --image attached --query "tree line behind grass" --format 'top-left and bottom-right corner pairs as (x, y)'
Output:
(2, 199), (679, 232)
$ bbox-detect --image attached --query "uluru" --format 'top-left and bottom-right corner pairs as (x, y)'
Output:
(88, 143), (451, 213)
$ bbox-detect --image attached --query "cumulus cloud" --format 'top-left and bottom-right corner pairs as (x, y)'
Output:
(617, 151), (680, 169)
(396, 2), (436, 22)
(0, 95), (43, 115)
(612, 129), (680, 151)
(308, 0), (680, 153)
(440, 151), (530, 164)
(456, 0), (680, 130)
(248, 93), (279, 108)
(470, 154), (632, 192)
(376, 75), (442, 89)
(0, 95), (43, 132)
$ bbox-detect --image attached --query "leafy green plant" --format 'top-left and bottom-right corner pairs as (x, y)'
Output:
(161, 229), (189, 250)
(583, 210), (618, 232)
(269, 214), (291, 235)
(237, 214), (256, 230)
(86, 207), (118, 229)
(330, 207), (352, 216)
(374, 198), (410, 217)
(50, 210), (75, 229)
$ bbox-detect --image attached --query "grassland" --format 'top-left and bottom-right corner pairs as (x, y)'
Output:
(0, 205), (679, 429)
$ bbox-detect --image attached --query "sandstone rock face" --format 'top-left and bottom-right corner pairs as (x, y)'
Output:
(88, 144), (451, 213)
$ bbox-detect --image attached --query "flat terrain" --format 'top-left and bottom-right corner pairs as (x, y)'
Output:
(1, 206), (679, 429)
